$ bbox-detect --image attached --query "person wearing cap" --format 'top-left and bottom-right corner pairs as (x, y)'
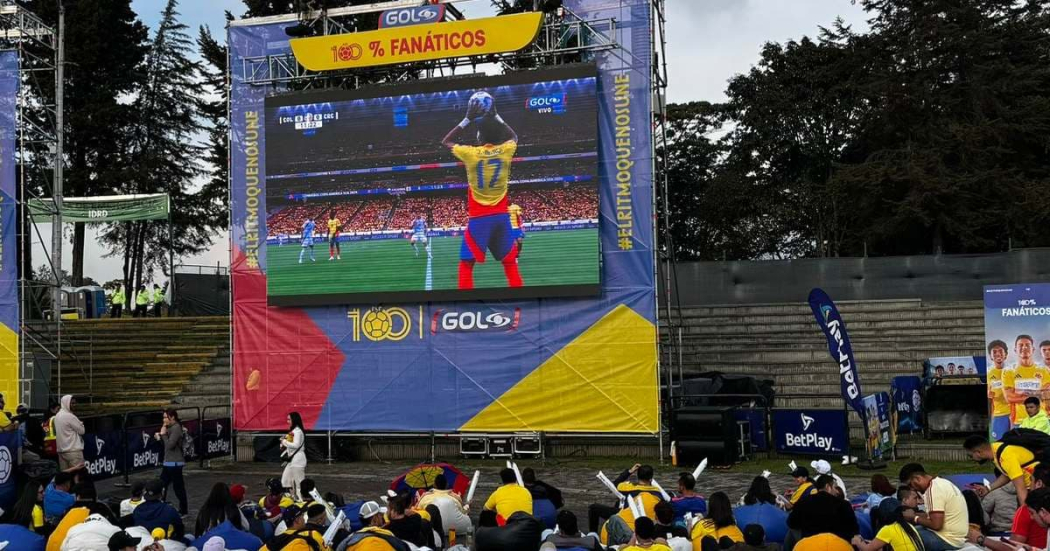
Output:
(107, 530), (142, 551)
(810, 460), (847, 498)
(484, 468), (533, 522)
(260, 477), (296, 520)
(151, 283), (165, 317)
(588, 463), (665, 533)
(132, 478), (185, 541)
(785, 466), (818, 510)
(338, 501), (410, 551)
(261, 503), (331, 551)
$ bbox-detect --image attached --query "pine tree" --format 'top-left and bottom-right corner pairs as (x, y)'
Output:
(198, 25), (230, 232)
(101, 0), (215, 294)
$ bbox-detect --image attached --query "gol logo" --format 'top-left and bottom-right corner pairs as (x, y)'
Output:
(348, 307), (417, 342)
(431, 309), (521, 334)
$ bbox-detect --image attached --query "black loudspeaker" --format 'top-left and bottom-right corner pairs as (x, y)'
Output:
(670, 406), (742, 465)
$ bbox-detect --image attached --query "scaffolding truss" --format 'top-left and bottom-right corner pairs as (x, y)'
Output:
(0, 0), (60, 407)
(237, 8), (619, 88)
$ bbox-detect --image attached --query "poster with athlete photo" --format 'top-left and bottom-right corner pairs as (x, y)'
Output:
(984, 284), (1050, 439)
(922, 356), (985, 379)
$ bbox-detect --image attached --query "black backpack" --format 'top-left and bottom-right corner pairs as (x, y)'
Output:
(997, 428), (1050, 466)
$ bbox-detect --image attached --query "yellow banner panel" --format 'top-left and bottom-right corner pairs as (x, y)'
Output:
(460, 304), (658, 433)
(290, 13), (544, 71)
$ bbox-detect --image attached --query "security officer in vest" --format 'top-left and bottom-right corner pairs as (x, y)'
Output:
(133, 285), (149, 318)
(151, 283), (165, 317)
(110, 286), (126, 318)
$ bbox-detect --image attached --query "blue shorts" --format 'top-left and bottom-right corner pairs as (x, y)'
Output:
(991, 415), (1012, 440)
(461, 214), (515, 262)
(512, 228), (524, 240)
(301, 237), (314, 247)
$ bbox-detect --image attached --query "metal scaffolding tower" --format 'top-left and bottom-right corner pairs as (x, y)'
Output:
(0, 0), (61, 408)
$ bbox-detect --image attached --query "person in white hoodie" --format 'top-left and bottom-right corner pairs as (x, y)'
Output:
(60, 513), (118, 550)
(811, 460), (847, 498)
(54, 395), (85, 471)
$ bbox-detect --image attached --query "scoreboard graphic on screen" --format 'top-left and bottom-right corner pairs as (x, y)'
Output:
(264, 66), (600, 306)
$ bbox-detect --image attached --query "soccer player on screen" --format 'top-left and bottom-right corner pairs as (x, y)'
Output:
(298, 217), (316, 263)
(441, 90), (522, 290)
(327, 211), (341, 261)
(410, 214), (430, 257)
(508, 202), (525, 255)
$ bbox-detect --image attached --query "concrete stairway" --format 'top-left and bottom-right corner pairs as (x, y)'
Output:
(660, 299), (985, 407)
(36, 317), (231, 415)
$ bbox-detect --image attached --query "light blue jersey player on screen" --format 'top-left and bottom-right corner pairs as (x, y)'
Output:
(410, 214), (430, 258)
(298, 217), (316, 263)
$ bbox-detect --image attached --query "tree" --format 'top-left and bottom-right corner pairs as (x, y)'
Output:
(198, 25), (230, 232)
(101, 0), (214, 294)
(23, 0), (149, 285)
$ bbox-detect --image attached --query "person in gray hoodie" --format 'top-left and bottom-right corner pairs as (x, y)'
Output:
(155, 408), (188, 514)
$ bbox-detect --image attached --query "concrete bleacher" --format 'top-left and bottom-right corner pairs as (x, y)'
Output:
(35, 317), (231, 415)
(661, 299), (985, 458)
(662, 299), (984, 403)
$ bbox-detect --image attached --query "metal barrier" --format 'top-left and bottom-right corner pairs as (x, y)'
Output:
(71, 406), (233, 486)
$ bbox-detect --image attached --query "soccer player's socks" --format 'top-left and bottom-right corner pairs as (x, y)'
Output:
(458, 260), (475, 289)
(502, 256), (523, 287)
(299, 249), (305, 263)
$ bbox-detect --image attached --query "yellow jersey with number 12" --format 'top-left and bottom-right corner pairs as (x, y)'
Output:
(452, 140), (517, 218)
(988, 366), (1010, 417)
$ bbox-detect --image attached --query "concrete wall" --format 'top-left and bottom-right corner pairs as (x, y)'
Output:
(661, 248), (1050, 306)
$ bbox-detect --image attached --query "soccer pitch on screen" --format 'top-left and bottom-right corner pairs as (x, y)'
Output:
(266, 230), (598, 303)
(264, 65), (601, 306)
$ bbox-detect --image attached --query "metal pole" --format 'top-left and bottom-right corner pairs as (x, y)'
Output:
(168, 205), (174, 314)
(51, 0), (63, 316)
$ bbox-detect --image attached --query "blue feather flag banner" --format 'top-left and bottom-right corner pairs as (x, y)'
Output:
(808, 288), (865, 416)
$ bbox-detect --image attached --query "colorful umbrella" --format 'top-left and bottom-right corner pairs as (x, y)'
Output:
(390, 462), (470, 497)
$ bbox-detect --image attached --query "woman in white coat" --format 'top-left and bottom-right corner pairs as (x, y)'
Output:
(280, 411), (307, 501)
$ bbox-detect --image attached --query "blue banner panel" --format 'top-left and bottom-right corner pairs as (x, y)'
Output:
(83, 430), (124, 480)
(772, 409), (849, 456)
(984, 283), (1050, 438)
(0, 431), (18, 509)
(126, 428), (164, 471)
(0, 51), (18, 418)
(892, 376), (923, 432)
(808, 288), (864, 416)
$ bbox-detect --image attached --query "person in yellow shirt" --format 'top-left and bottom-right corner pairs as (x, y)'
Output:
(327, 212), (341, 261)
(965, 435), (1036, 506)
(785, 466), (818, 509)
(690, 492), (744, 551)
(508, 203), (525, 254)
(483, 468), (532, 521)
(622, 517), (672, 551)
(1005, 335), (1050, 423)
(342, 501), (404, 551)
(852, 497), (924, 551)
(988, 340), (1013, 439)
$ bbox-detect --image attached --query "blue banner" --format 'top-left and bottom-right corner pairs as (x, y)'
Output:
(83, 430), (123, 480)
(892, 376), (923, 433)
(772, 409), (848, 456)
(0, 431), (18, 510)
(126, 428), (164, 471)
(808, 288), (864, 416)
(0, 51), (18, 417)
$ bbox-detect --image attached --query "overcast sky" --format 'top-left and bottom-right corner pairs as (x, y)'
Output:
(36, 0), (870, 284)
